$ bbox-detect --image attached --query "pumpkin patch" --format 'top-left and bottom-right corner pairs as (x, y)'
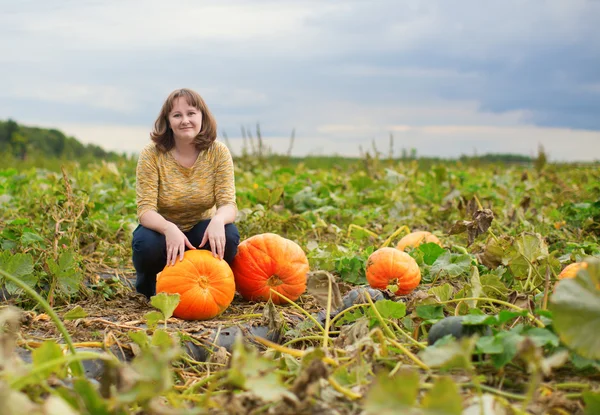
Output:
(231, 233), (309, 304)
(156, 250), (236, 320)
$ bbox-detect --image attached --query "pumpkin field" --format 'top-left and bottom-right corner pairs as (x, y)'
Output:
(1, 153), (599, 414)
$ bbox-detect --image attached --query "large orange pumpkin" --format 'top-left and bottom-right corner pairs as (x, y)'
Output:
(558, 262), (588, 280)
(156, 250), (235, 320)
(396, 231), (441, 251)
(366, 247), (421, 295)
(231, 233), (309, 304)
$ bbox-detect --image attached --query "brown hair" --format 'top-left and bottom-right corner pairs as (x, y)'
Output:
(150, 88), (217, 152)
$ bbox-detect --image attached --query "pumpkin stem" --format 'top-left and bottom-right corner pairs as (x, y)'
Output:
(267, 275), (284, 287)
(197, 276), (209, 289)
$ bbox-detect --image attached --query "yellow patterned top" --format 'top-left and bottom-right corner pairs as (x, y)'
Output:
(135, 141), (237, 231)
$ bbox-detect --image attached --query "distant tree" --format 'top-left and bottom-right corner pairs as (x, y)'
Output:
(10, 131), (28, 160)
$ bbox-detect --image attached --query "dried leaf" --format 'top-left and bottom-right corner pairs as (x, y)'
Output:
(306, 271), (343, 311)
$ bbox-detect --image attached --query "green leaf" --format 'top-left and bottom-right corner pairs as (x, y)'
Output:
(491, 330), (524, 368)
(419, 243), (446, 266)
(583, 391), (600, 415)
(129, 330), (150, 350)
(466, 266), (482, 309)
(525, 328), (559, 348)
(20, 232), (45, 246)
(516, 232), (548, 263)
(428, 283), (453, 302)
(0, 251), (36, 294)
(151, 329), (175, 350)
(63, 306), (88, 320)
(150, 292), (180, 321)
(549, 270), (600, 360)
(462, 310), (528, 326)
(144, 311), (163, 330)
(476, 335), (504, 354)
(419, 337), (476, 370)
(364, 369), (420, 414)
(416, 304), (445, 321)
(268, 186), (284, 207)
(479, 273), (509, 298)
(72, 378), (111, 415)
(421, 376), (463, 414)
(46, 250), (82, 295)
(430, 252), (472, 278)
(32, 340), (65, 378)
(370, 300), (406, 320)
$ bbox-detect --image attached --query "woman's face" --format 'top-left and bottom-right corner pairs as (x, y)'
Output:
(168, 97), (203, 142)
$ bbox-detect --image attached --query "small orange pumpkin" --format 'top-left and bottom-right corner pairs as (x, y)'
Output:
(156, 250), (235, 320)
(396, 231), (441, 251)
(558, 262), (588, 280)
(366, 247), (421, 295)
(231, 233), (309, 304)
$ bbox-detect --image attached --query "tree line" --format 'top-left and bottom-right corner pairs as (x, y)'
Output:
(0, 119), (124, 162)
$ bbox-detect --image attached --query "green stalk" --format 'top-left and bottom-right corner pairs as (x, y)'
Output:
(323, 272), (333, 351)
(0, 268), (84, 376)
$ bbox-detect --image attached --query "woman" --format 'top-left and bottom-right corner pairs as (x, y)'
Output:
(132, 88), (239, 298)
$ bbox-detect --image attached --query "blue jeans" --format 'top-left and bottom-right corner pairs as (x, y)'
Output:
(131, 220), (240, 298)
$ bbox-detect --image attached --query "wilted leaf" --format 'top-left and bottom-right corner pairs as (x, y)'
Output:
(262, 300), (284, 335)
(43, 395), (79, 415)
(549, 270), (600, 360)
(448, 209), (494, 246)
(463, 394), (509, 415)
(477, 236), (512, 269)
(421, 376), (462, 414)
(228, 336), (292, 402)
(364, 369), (420, 414)
(0, 387), (38, 415)
(306, 270), (343, 310)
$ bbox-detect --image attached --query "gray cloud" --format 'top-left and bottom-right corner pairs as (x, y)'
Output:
(1, 0), (599, 159)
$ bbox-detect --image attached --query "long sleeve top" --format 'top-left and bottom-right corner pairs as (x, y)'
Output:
(135, 141), (237, 232)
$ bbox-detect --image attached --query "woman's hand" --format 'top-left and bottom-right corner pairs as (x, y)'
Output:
(199, 216), (226, 259)
(164, 222), (196, 266)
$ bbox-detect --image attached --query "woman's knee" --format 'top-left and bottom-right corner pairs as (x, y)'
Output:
(224, 224), (240, 263)
(132, 225), (166, 257)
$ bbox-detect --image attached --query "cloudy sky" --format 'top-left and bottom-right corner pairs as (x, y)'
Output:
(1, 0), (599, 161)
